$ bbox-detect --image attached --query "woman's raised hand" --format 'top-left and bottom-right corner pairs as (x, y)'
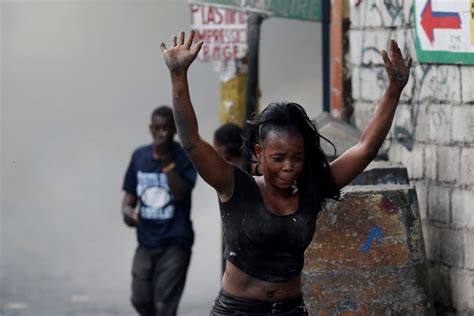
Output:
(382, 39), (412, 91)
(160, 31), (204, 74)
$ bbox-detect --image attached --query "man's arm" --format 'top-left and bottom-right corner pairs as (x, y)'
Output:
(160, 156), (193, 202)
(122, 192), (138, 227)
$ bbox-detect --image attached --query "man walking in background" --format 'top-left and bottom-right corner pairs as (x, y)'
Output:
(121, 105), (197, 316)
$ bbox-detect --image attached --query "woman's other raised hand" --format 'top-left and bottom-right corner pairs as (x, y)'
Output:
(381, 39), (412, 91)
(160, 30), (204, 75)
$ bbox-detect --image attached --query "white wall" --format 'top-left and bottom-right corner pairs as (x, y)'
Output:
(260, 17), (322, 119)
(1, 0), (322, 314)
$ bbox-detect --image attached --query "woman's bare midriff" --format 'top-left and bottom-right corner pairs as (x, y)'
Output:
(221, 261), (302, 302)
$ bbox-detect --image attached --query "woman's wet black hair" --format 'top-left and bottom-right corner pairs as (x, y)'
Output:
(243, 102), (340, 201)
(214, 123), (243, 158)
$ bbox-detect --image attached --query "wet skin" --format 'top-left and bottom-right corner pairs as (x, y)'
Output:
(213, 139), (230, 162)
(222, 130), (306, 301)
(255, 130), (304, 204)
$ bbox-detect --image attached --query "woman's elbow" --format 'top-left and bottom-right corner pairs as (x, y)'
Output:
(181, 141), (195, 153)
(178, 135), (198, 153)
(360, 142), (379, 163)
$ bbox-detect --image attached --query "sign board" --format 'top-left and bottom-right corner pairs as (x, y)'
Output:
(414, 0), (474, 64)
(191, 0), (321, 22)
(190, 4), (248, 61)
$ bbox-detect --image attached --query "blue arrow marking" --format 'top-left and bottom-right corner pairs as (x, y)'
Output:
(360, 226), (383, 254)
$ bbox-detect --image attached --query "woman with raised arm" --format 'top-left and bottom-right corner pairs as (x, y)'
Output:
(160, 31), (411, 315)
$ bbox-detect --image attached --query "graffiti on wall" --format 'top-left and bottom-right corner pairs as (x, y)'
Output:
(354, 0), (457, 151)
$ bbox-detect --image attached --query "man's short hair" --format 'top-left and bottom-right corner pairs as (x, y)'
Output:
(214, 123), (243, 158)
(151, 105), (175, 128)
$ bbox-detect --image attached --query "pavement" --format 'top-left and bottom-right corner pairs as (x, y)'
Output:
(1, 183), (221, 316)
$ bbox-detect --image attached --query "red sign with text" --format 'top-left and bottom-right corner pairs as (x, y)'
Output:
(190, 4), (248, 61)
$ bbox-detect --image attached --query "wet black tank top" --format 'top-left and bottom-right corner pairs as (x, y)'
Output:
(219, 166), (321, 282)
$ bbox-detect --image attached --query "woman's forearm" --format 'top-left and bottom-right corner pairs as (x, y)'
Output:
(170, 72), (200, 152)
(360, 83), (402, 157)
(358, 40), (412, 156)
(329, 41), (410, 189)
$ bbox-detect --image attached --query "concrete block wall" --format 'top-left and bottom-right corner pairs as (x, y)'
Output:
(303, 185), (433, 314)
(348, 0), (474, 314)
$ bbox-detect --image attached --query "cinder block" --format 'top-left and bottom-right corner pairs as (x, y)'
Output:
(391, 143), (424, 180)
(422, 222), (440, 262)
(388, 142), (404, 165)
(439, 228), (464, 269)
(427, 184), (451, 224)
(464, 229), (474, 270)
(360, 66), (386, 101)
(350, 28), (408, 68)
(452, 106), (474, 143)
(349, 1), (363, 29)
(403, 0), (414, 26)
(461, 67), (474, 104)
(351, 66), (361, 100)
(351, 0), (406, 28)
(349, 30), (363, 66)
(451, 189), (474, 229)
(428, 104), (452, 145)
(414, 180), (428, 221)
(412, 102), (429, 143)
(360, 30), (388, 67)
(460, 148), (474, 185)
(352, 101), (375, 131)
(450, 268), (474, 311)
(405, 28), (418, 62)
(428, 264), (452, 307)
(417, 65), (461, 104)
(437, 146), (460, 183)
(392, 104), (414, 142)
(408, 145), (425, 180)
(350, 160), (409, 186)
(303, 185), (433, 314)
(424, 144), (437, 180)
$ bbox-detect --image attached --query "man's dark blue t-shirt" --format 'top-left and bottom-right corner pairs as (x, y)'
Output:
(123, 142), (197, 249)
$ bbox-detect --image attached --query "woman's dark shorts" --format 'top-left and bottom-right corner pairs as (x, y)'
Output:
(210, 289), (308, 315)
